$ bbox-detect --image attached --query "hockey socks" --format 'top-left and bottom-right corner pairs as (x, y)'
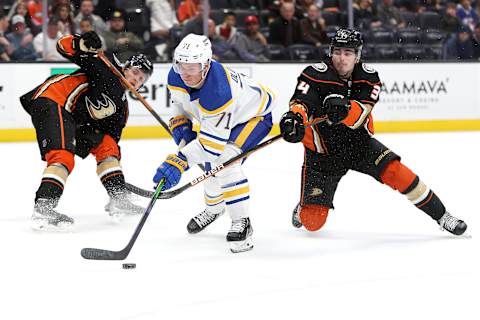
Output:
(35, 163), (69, 204)
(381, 160), (445, 220)
(97, 157), (126, 198)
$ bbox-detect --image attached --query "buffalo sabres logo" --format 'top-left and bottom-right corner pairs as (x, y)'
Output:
(85, 93), (117, 120)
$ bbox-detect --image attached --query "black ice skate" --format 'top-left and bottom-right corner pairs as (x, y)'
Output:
(187, 208), (225, 234)
(105, 193), (145, 221)
(31, 198), (74, 231)
(292, 203), (302, 228)
(437, 212), (467, 236)
(227, 217), (253, 253)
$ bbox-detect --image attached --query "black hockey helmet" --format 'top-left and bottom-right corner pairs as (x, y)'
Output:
(124, 53), (154, 78)
(329, 28), (363, 62)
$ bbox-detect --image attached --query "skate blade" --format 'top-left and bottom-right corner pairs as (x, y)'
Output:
(31, 219), (74, 232)
(229, 236), (254, 253)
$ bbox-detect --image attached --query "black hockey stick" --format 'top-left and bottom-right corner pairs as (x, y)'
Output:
(125, 117), (327, 200)
(80, 178), (166, 260)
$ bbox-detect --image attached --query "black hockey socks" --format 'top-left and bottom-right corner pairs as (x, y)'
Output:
(35, 163), (69, 204)
(403, 177), (445, 220)
(97, 157), (126, 198)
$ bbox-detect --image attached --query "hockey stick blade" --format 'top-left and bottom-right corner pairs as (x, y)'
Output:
(81, 248), (127, 260)
(125, 117), (327, 199)
(81, 178), (166, 261)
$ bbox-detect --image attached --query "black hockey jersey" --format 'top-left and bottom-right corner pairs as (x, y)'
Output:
(20, 34), (128, 142)
(290, 60), (382, 155)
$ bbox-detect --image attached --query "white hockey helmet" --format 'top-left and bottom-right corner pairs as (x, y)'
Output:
(173, 34), (212, 75)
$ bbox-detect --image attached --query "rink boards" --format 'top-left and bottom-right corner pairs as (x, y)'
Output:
(1, 62), (479, 141)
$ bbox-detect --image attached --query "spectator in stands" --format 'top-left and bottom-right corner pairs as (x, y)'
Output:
(207, 18), (242, 61)
(269, 1), (303, 47)
(9, 0), (39, 35)
(145, 0), (178, 61)
(377, 0), (405, 29)
(216, 11), (238, 41)
(354, 0), (382, 29)
(226, 15), (270, 62)
(103, 10), (144, 62)
(456, 0), (478, 31)
(27, 0), (43, 28)
(6, 14), (37, 61)
(73, 0), (107, 34)
(300, 4), (327, 47)
(442, 2), (462, 35)
(52, 3), (74, 36)
(33, 18), (67, 61)
(0, 12), (12, 61)
(178, 0), (200, 24)
(471, 22), (480, 58)
(238, 15), (270, 62)
(180, 2), (206, 38)
(79, 17), (106, 49)
(295, 0), (315, 19)
(444, 25), (474, 59)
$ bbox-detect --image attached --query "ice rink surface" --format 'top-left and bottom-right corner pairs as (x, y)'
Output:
(0, 132), (478, 320)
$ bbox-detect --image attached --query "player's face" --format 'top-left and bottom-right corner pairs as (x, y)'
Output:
(124, 67), (148, 90)
(175, 63), (205, 86)
(331, 47), (356, 78)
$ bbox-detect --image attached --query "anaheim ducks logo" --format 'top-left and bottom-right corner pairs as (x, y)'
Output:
(312, 62), (328, 72)
(309, 188), (323, 197)
(362, 63), (376, 74)
(85, 93), (117, 120)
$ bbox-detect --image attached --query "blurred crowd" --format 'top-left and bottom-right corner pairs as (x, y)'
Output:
(1, 0), (480, 62)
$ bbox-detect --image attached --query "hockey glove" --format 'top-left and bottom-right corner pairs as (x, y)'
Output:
(323, 94), (351, 124)
(280, 111), (305, 143)
(76, 31), (102, 53)
(153, 153), (189, 190)
(169, 115), (197, 146)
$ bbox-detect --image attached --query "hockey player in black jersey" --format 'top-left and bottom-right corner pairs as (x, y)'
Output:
(279, 28), (467, 236)
(20, 31), (153, 230)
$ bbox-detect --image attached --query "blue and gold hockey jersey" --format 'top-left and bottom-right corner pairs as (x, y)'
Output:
(167, 60), (276, 164)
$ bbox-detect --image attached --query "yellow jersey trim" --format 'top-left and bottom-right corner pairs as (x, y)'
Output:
(167, 84), (188, 94)
(234, 117), (263, 147)
(199, 137), (226, 151)
(223, 186), (250, 198)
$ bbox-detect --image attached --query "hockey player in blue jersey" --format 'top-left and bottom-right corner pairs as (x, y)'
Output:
(153, 34), (276, 253)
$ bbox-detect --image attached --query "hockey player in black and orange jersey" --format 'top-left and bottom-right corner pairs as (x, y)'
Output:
(20, 31), (153, 230)
(279, 28), (468, 236)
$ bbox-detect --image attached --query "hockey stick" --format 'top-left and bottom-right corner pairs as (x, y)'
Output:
(81, 117), (326, 260)
(81, 178), (166, 260)
(126, 117), (327, 199)
(97, 51), (207, 179)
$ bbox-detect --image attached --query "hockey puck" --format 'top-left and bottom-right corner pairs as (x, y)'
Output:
(122, 263), (136, 269)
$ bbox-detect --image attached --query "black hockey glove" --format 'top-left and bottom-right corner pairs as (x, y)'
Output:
(76, 31), (102, 53)
(280, 111), (305, 143)
(323, 94), (351, 124)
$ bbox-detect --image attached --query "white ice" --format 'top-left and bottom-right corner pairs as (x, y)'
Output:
(0, 132), (478, 320)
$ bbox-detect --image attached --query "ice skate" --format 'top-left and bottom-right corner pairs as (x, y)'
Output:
(292, 203), (302, 228)
(31, 198), (74, 231)
(227, 217), (253, 253)
(438, 211), (467, 236)
(187, 208), (225, 234)
(105, 193), (145, 221)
